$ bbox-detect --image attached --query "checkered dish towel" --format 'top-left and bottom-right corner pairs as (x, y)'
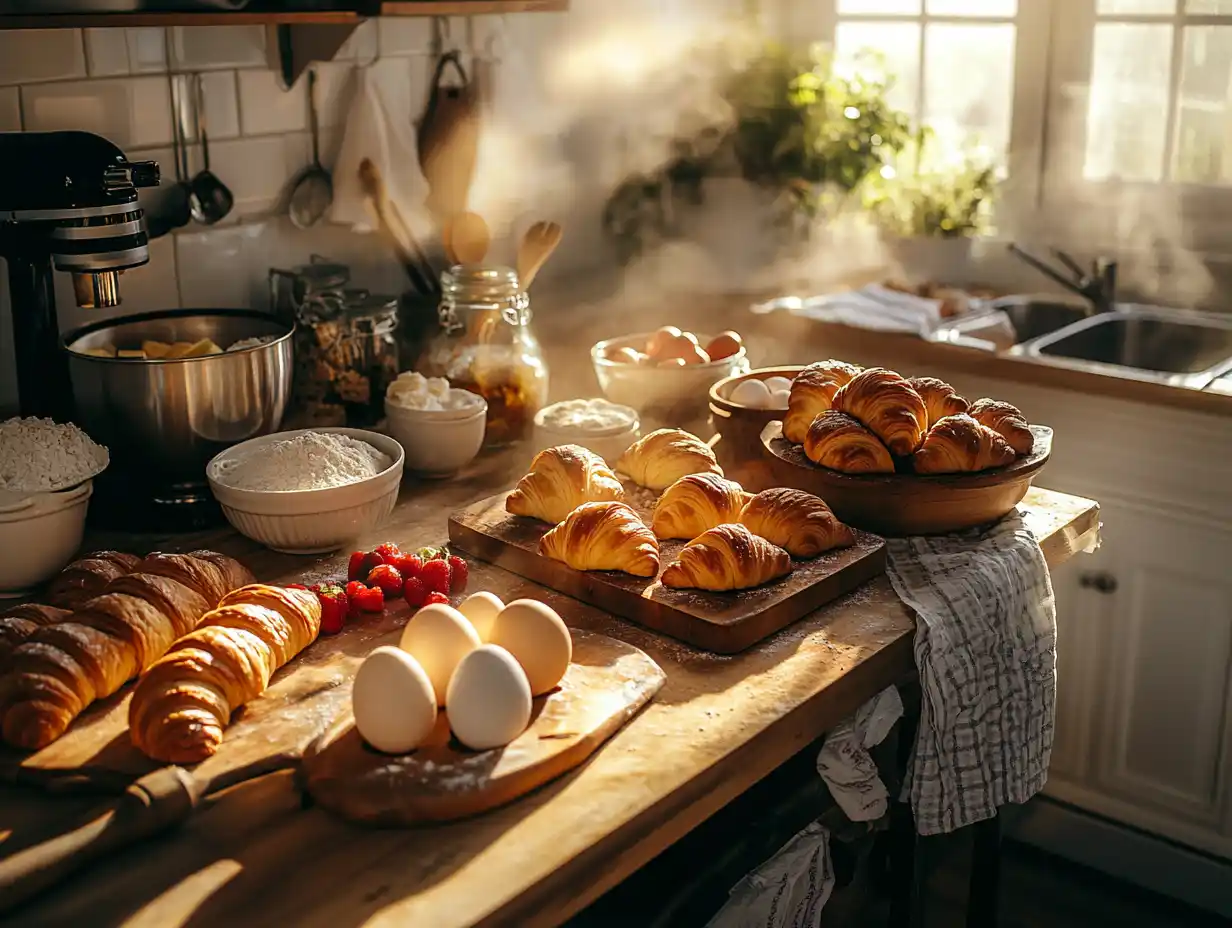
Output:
(886, 510), (1057, 836)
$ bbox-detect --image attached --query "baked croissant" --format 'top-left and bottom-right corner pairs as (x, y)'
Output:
(912, 414), (1018, 474)
(967, 398), (1034, 455)
(506, 444), (624, 524)
(615, 429), (722, 491)
(804, 410), (894, 474)
(832, 368), (928, 456)
(0, 604), (72, 667)
(46, 550), (142, 610)
(538, 501), (660, 577)
(782, 360), (863, 444)
(907, 377), (969, 429)
(129, 584), (321, 764)
(0, 551), (254, 751)
(661, 524), (792, 592)
(652, 473), (752, 540)
(739, 488), (855, 558)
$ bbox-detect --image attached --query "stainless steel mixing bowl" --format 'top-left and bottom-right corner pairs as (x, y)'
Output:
(64, 309), (293, 488)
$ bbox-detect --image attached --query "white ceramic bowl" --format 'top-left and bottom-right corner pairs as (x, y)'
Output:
(0, 482), (93, 596)
(532, 399), (641, 462)
(385, 392), (488, 477)
(591, 332), (750, 417)
(206, 428), (405, 555)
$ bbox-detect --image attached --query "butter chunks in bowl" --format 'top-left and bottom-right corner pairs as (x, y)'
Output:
(782, 360), (1035, 475)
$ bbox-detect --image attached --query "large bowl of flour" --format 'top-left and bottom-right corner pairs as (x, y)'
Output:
(206, 427), (404, 554)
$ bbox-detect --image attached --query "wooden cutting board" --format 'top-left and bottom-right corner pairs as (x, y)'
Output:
(448, 486), (887, 654)
(299, 629), (664, 825)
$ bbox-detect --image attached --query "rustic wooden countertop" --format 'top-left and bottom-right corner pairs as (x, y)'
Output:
(0, 449), (1098, 928)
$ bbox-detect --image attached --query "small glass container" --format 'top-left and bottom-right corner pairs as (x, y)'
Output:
(533, 398), (640, 463)
(416, 265), (549, 447)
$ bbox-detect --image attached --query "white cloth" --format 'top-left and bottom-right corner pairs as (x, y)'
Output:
(705, 822), (835, 928)
(750, 284), (947, 336)
(886, 510), (1058, 836)
(816, 686), (904, 823)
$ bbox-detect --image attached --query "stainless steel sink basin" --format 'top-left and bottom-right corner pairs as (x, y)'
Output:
(931, 296), (1092, 350)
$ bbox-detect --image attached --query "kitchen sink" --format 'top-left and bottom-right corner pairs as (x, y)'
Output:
(931, 297), (1092, 350)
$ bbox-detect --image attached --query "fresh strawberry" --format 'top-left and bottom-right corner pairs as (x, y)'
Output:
(416, 545), (448, 562)
(286, 583), (309, 591)
(447, 555), (469, 592)
(346, 580), (366, 601)
(315, 584), (348, 636)
(367, 564), (403, 598)
(374, 542), (402, 561)
(347, 551), (367, 582)
(392, 552), (423, 580)
(354, 584), (385, 613)
(358, 551), (386, 579)
(423, 591), (450, 607)
(420, 558), (452, 595)
(403, 576), (428, 608)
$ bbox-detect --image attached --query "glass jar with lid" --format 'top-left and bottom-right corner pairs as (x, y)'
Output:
(416, 265), (549, 447)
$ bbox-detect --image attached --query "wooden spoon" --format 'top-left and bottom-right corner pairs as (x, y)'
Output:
(449, 211), (490, 265)
(517, 221), (563, 290)
(357, 158), (435, 295)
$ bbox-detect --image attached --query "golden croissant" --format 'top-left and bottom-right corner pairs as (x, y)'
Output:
(129, 584), (321, 764)
(804, 410), (895, 474)
(782, 360), (863, 444)
(0, 551), (254, 750)
(967, 398), (1033, 456)
(538, 501), (660, 577)
(506, 444), (624, 524)
(739, 488), (855, 558)
(907, 376), (969, 429)
(912, 414), (1018, 474)
(616, 429), (722, 491)
(0, 604), (72, 667)
(652, 473), (751, 540)
(832, 368), (928, 456)
(661, 524), (792, 592)
(47, 550), (142, 610)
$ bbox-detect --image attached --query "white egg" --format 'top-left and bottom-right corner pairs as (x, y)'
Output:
(763, 376), (794, 394)
(487, 599), (573, 696)
(399, 603), (480, 707)
(456, 591), (505, 641)
(446, 645), (533, 751)
(351, 646), (437, 754)
(768, 388), (791, 409)
(730, 378), (772, 408)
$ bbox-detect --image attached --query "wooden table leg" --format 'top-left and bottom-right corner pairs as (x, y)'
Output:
(965, 812), (1002, 928)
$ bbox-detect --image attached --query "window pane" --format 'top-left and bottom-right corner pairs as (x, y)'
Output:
(837, 0), (920, 13)
(923, 24), (1016, 160)
(1084, 24), (1172, 181)
(1188, 0), (1232, 12)
(835, 22), (921, 117)
(1173, 26), (1232, 183)
(926, 0), (1017, 14)
(1096, 0), (1175, 12)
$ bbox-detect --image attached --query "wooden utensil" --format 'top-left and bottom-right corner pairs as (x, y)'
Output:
(417, 50), (480, 231)
(357, 157), (436, 296)
(759, 421), (1054, 536)
(448, 211), (490, 265)
(516, 221), (563, 290)
(301, 630), (665, 825)
(448, 487), (886, 654)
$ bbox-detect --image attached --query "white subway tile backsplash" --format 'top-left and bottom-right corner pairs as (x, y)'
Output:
(170, 25), (266, 71)
(206, 134), (304, 217)
(183, 70), (241, 142)
(126, 28), (167, 74)
(0, 30), (87, 86)
(174, 223), (268, 308)
(0, 88), (21, 132)
(238, 68), (308, 136)
(84, 29), (131, 78)
(22, 75), (173, 149)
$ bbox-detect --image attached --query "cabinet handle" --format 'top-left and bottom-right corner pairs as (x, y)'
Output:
(1079, 571), (1118, 594)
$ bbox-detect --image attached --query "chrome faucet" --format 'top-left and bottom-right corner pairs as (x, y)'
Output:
(1008, 244), (1117, 315)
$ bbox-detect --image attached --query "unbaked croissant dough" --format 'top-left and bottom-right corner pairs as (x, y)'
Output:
(782, 360), (863, 444)
(538, 501), (660, 577)
(616, 429), (722, 491)
(506, 444), (624, 524)
(832, 368), (928, 457)
(739, 488), (855, 558)
(912, 414), (1018, 474)
(652, 473), (751, 540)
(967, 398), (1034, 456)
(907, 376), (969, 429)
(804, 410), (895, 474)
(661, 524), (792, 592)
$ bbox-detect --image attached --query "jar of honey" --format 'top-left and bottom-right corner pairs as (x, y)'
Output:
(416, 265), (548, 447)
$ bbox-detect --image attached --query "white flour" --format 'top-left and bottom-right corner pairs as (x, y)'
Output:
(0, 417), (109, 492)
(213, 431), (391, 492)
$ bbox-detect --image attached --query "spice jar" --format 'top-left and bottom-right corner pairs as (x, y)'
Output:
(416, 266), (548, 447)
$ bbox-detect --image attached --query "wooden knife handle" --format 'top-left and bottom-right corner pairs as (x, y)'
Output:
(0, 766), (202, 913)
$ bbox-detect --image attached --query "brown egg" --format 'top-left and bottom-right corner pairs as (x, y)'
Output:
(654, 333), (701, 362)
(681, 331), (700, 347)
(607, 346), (648, 365)
(657, 357), (687, 369)
(706, 331), (743, 361)
(647, 326), (683, 358)
(679, 344), (711, 365)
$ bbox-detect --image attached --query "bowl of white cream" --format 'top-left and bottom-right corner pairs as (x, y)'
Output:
(533, 398), (640, 462)
(384, 372), (488, 477)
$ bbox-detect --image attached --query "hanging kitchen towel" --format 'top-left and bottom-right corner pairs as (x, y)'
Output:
(705, 821), (835, 928)
(886, 510), (1057, 836)
(815, 686), (904, 823)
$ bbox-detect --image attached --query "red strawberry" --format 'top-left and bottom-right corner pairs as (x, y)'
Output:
(416, 545), (448, 562)
(315, 584), (348, 636)
(374, 542), (402, 561)
(346, 580), (366, 602)
(286, 583), (309, 591)
(392, 553), (423, 580)
(354, 584), (385, 613)
(447, 555), (469, 592)
(403, 576), (428, 608)
(347, 551), (367, 582)
(420, 558), (452, 595)
(424, 591), (450, 607)
(366, 564), (404, 598)
(358, 551), (386, 579)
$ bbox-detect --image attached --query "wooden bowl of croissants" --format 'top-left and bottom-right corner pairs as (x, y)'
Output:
(759, 361), (1053, 536)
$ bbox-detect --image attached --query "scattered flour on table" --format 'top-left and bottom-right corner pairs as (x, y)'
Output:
(0, 417), (109, 492)
(213, 431), (391, 491)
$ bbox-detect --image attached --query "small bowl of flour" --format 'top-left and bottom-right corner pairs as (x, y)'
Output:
(206, 428), (405, 554)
